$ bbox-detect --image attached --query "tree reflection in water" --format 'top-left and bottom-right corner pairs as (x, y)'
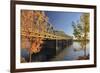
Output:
(21, 37), (44, 63)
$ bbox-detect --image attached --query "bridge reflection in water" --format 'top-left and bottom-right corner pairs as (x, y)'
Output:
(21, 10), (73, 62)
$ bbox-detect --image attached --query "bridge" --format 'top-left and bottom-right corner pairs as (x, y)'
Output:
(21, 10), (73, 40)
(21, 28), (72, 40)
(21, 10), (73, 62)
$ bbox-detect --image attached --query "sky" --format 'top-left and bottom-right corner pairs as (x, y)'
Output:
(45, 11), (82, 36)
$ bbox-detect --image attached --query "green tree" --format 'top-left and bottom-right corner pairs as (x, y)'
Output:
(72, 13), (90, 56)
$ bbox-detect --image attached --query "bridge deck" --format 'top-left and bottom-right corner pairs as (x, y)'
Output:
(21, 30), (72, 40)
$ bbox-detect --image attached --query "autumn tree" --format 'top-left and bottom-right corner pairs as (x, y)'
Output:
(72, 13), (90, 56)
(21, 10), (46, 62)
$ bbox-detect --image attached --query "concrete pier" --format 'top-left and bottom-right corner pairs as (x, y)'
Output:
(30, 39), (73, 61)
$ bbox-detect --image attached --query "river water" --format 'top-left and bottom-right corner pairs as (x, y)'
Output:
(52, 41), (90, 61)
(21, 41), (90, 62)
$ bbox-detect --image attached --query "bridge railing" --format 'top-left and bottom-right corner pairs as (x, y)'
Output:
(21, 28), (72, 40)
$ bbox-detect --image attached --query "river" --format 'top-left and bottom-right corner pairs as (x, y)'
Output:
(21, 41), (90, 62)
(52, 41), (90, 61)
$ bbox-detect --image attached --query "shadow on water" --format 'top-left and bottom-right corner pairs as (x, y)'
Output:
(21, 47), (56, 62)
(21, 41), (90, 62)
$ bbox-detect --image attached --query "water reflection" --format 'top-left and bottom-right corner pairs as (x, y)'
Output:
(53, 41), (89, 61)
(21, 41), (89, 62)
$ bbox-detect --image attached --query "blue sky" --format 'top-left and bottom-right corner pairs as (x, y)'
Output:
(45, 11), (82, 36)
